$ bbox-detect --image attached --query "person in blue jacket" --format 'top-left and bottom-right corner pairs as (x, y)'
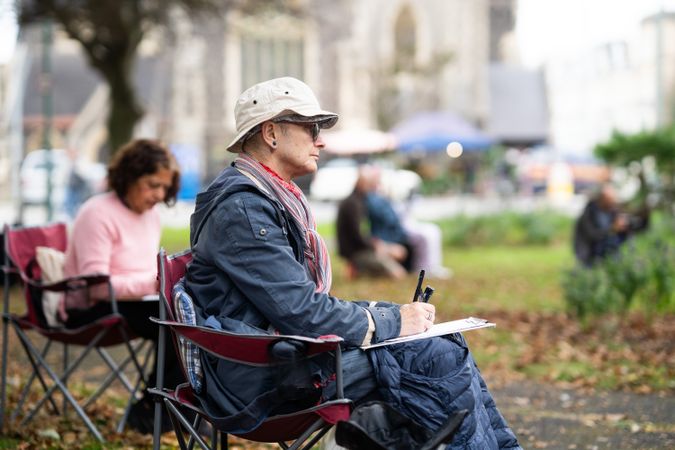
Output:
(184, 77), (521, 449)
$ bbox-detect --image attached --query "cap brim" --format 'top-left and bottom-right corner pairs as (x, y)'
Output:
(227, 109), (338, 153)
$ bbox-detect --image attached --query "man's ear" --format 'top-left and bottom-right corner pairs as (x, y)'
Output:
(260, 122), (278, 149)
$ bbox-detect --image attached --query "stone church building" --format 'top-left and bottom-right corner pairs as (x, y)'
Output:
(166, 0), (494, 178)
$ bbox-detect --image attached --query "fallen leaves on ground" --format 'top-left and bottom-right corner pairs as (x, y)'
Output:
(466, 310), (675, 393)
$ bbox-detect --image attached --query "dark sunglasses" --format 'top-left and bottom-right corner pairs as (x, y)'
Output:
(274, 118), (321, 142)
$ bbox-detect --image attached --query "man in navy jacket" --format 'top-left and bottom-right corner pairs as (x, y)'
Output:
(184, 77), (521, 449)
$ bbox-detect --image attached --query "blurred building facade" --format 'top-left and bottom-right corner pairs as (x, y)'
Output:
(168, 0), (496, 178)
(4, 0), (519, 186)
(545, 11), (675, 154)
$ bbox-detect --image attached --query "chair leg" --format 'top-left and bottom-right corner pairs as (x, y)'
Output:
(62, 343), (69, 417)
(119, 325), (147, 383)
(298, 424), (331, 450)
(11, 339), (59, 421)
(85, 346), (138, 407)
(164, 399), (190, 450)
(116, 340), (154, 433)
(13, 327), (104, 441)
(186, 414), (202, 450)
(21, 327), (108, 423)
(153, 324), (168, 450)
(0, 313), (8, 432)
(285, 418), (326, 450)
(164, 399), (211, 450)
(152, 398), (164, 450)
(1, 263), (12, 432)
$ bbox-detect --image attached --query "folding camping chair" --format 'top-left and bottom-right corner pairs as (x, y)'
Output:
(149, 248), (352, 450)
(0, 223), (153, 441)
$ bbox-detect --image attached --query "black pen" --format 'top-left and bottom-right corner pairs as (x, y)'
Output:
(412, 269), (425, 302)
(422, 286), (434, 303)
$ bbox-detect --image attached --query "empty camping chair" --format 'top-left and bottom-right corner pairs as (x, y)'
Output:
(0, 223), (153, 441)
(149, 248), (352, 450)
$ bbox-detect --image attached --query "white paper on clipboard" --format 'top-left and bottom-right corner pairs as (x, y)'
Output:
(361, 317), (495, 350)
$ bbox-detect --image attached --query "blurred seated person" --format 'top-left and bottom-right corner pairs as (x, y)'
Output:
(336, 166), (408, 278)
(573, 183), (649, 266)
(402, 216), (453, 279)
(365, 170), (415, 272)
(60, 138), (184, 433)
(365, 168), (452, 279)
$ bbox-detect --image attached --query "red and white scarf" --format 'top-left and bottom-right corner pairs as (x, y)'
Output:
(234, 154), (332, 293)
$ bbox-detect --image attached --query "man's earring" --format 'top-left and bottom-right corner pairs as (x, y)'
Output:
(272, 140), (277, 147)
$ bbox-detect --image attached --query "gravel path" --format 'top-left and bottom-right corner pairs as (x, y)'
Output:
(492, 382), (674, 450)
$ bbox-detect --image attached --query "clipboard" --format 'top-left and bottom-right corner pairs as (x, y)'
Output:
(361, 317), (495, 350)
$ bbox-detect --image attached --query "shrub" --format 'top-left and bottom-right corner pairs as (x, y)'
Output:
(562, 265), (619, 320)
(562, 218), (675, 319)
(436, 211), (572, 247)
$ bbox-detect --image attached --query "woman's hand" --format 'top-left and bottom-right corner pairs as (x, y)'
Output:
(399, 302), (435, 337)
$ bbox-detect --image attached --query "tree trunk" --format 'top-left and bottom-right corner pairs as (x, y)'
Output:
(104, 64), (144, 156)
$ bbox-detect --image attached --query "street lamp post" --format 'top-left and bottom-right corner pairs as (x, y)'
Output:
(41, 19), (54, 221)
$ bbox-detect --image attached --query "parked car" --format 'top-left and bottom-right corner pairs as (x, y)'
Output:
(20, 149), (106, 211)
(309, 158), (421, 201)
(20, 149), (71, 206)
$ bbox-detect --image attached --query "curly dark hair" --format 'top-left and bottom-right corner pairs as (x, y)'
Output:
(108, 139), (180, 206)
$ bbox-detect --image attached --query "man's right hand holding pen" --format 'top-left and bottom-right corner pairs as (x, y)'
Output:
(398, 269), (435, 337)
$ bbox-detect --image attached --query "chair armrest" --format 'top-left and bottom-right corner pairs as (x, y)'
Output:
(150, 318), (343, 366)
(1, 265), (18, 275)
(30, 273), (111, 292)
(29, 273), (119, 314)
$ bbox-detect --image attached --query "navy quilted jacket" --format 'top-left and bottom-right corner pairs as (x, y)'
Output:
(368, 334), (521, 449)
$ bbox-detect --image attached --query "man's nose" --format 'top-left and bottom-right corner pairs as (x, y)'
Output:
(315, 134), (326, 148)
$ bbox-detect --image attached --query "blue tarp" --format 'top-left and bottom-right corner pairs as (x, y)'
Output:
(391, 111), (493, 153)
(171, 143), (202, 200)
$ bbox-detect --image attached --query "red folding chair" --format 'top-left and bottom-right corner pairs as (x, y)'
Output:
(0, 223), (153, 441)
(149, 248), (352, 450)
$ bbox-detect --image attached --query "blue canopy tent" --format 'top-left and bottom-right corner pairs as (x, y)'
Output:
(391, 110), (493, 153)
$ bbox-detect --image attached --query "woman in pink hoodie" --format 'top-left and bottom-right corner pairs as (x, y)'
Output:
(62, 138), (182, 433)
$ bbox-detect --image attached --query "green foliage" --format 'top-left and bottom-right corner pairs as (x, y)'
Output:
(562, 265), (619, 320)
(562, 218), (675, 320)
(594, 126), (675, 169)
(436, 212), (572, 247)
(419, 172), (460, 195)
(594, 126), (675, 213)
(0, 438), (21, 449)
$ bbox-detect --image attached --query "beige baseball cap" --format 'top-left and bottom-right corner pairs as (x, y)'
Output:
(226, 77), (339, 153)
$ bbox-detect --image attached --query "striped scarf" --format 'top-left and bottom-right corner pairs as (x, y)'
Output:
(234, 154), (332, 293)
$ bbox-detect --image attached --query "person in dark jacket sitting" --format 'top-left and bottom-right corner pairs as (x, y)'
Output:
(573, 184), (648, 266)
(184, 77), (521, 449)
(337, 166), (409, 279)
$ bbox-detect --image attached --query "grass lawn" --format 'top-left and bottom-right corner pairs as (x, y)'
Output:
(162, 223), (572, 314)
(326, 244), (571, 315)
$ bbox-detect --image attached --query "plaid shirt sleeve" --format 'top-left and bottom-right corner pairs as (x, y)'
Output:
(172, 282), (204, 393)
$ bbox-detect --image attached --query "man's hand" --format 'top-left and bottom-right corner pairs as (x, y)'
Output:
(613, 214), (629, 232)
(399, 302), (435, 337)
